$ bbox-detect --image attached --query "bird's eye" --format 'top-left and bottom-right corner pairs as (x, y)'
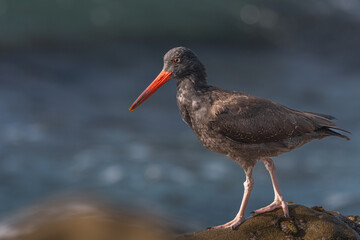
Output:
(173, 57), (182, 63)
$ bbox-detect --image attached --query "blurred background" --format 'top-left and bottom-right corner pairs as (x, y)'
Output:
(0, 0), (359, 236)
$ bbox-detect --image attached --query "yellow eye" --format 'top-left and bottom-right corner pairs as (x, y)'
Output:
(173, 57), (182, 63)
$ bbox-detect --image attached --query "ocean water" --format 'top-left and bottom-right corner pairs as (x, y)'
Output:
(0, 43), (358, 230)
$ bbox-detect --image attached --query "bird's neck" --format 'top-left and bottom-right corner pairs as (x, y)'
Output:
(176, 75), (210, 109)
(176, 74), (208, 93)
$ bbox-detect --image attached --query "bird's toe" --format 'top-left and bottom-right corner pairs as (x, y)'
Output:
(230, 218), (245, 230)
(209, 217), (245, 230)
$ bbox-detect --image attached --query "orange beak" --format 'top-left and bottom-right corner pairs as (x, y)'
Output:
(129, 69), (172, 111)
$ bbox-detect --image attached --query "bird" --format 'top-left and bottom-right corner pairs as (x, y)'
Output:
(129, 47), (350, 229)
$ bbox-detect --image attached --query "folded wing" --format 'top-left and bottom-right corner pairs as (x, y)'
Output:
(208, 95), (349, 144)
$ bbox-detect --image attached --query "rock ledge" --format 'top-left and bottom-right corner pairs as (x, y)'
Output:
(178, 204), (360, 240)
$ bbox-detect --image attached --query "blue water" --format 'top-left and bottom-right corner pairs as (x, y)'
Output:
(0, 43), (359, 230)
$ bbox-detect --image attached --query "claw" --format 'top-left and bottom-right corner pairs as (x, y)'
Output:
(231, 218), (245, 229)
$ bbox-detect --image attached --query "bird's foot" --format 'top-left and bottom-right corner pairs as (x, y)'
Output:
(252, 199), (289, 217)
(209, 216), (245, 230)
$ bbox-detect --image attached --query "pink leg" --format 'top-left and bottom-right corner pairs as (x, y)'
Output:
(252, 158), (289, 217)
(211, 167), (254, 229)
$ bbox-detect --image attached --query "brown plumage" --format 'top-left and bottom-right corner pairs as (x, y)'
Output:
(129, 47), (350, 229)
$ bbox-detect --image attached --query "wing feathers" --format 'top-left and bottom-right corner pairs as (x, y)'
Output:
(208, 94), (349, 144)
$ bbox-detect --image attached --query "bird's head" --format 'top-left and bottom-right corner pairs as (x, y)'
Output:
(163, 47), (206, 80)
(129, 47), (206, 111)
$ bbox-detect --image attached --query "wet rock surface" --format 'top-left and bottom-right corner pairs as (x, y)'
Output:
(178, 203), (360, 240)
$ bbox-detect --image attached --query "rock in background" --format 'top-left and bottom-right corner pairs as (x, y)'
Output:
(0, 196), (174, 240)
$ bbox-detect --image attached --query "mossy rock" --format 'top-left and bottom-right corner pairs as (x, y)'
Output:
(178, 204), (360, 240)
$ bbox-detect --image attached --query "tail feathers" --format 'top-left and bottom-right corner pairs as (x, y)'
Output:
(324, 128), (350, 141)
(331, 127), (351, 134)
(303, 111), (337, 128)
(296, 110), (350, 140)
(305, 111), (336, 120)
